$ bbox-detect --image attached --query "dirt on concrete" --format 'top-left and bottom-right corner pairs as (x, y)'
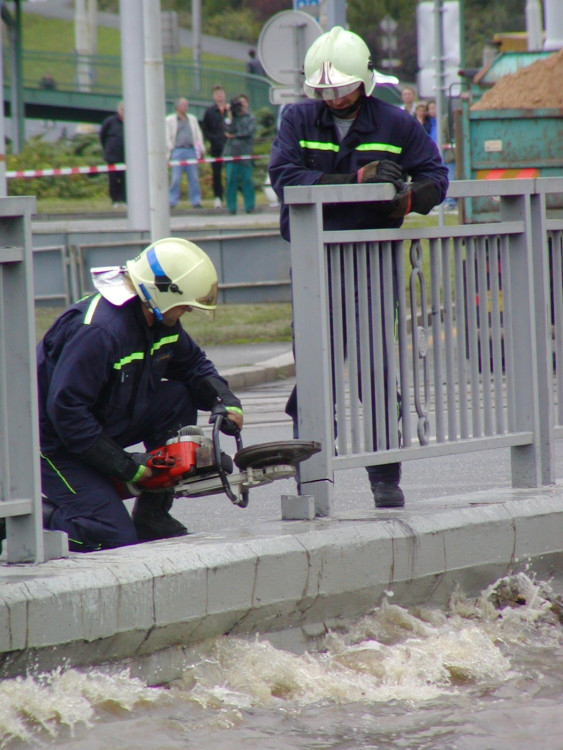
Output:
(471, 48), (563, 110)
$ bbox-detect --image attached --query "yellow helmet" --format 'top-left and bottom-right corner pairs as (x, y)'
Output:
(126, 238), (218, 320)
(303, 26), (376, 100)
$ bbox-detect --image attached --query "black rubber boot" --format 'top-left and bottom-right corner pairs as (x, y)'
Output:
(132, 491), (188, 541)
(367, 463), (405, 508)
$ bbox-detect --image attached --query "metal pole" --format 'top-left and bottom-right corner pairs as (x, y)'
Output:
(74, 0), (90, 91)
(88, 0), (98, 84)
(0, 17), (6, 198)
(143, 0), (170, 240)
(326, 0), (346, 29)
(14, 0), (23, 149)
(120, 0), (150, 231)
(526, 0), (543, 50)
(433, 0), (445, 226)
(191, 0), (201, 91)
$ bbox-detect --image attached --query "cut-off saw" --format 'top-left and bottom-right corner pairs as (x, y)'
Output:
(134, 414), (320, 508)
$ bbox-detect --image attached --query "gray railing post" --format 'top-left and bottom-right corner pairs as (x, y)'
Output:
(286, 187), (334, 516)
(0, 197), (68, 563)
(528, 186), (555, 485)
(500, 188), (543, 488)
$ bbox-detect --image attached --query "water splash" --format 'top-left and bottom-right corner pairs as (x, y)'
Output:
(0, 667), (164, 746)
(0, 573), (561, 745)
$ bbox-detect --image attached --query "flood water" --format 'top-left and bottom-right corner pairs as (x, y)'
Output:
(1, 573), (562, 749)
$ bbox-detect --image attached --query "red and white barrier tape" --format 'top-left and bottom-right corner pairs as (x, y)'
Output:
(6, 153), (266, 180)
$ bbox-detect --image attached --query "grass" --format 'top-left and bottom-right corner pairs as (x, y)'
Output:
(35, 302), (293, 347)
(21, 14), (244, 70)
(33, 211), (461, 346)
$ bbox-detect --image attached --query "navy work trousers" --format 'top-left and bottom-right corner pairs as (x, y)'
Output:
(41, 380), (197, 552)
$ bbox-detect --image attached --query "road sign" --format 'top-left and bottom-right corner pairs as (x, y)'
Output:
(258, 10), (323, 86)
(269, 86), (306, 106)
(380, 59), (401, 69)
(379, 14), (398, 34)
(380, 36), (398, 52)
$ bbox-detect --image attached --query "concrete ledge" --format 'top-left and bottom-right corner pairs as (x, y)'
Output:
(219, 351), (295, 391)
(1, 487), (563, 681)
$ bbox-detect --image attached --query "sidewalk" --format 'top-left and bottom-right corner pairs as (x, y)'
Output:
(206, 342), (295, 391)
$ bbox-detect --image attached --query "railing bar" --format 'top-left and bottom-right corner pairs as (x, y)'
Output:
(395, 238), (411, 448)
(465, 237), (482, 436)
(441, 237), (458, 440)
(488, 236), (505, 434)
(551, 231), (563, 425)
(477, 237), (494, 435)
(343, 244), (361, 453)
(383, 242), (399, 450)
(500, 235), (517, 431)
(369, 243), (387, 451)
(430, 237), (445, 442)
(330, 244), (347, 457)
(356, 244), (374, 453)
(453, 237), (469, 438)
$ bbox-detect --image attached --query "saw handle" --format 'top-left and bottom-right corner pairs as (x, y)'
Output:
(213, 414), (249, 508)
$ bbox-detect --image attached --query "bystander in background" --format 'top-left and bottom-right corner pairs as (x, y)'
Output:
(99, 101), (126, 207)
(426, 99), (438, 143)
(202, 85), (230, 209)
(400, 85), (415, 114)
(223, 94), (256, 215)
(246, 48), (266, 77)
(414, 101), (431, 134)
(166, 98), (205, 209)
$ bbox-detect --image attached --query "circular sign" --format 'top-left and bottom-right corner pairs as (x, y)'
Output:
(258, 10), (323, 85)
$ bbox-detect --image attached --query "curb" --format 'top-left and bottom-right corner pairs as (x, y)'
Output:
(220, 351), (295, 390)
(2, 490), (563, 682)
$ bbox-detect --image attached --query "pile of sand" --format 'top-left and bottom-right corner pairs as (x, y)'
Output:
(471, 48), (563, 110)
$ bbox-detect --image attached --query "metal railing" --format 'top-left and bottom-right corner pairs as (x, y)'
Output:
(31, 229), (291, 307)
(286, 178), (563, 516)
(4, 49), (273, 115)
(0, 198), (67, 563)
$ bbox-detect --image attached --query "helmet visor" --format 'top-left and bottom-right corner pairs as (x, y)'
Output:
(316, 81), (363, 101)
(195, 280), (218, 310)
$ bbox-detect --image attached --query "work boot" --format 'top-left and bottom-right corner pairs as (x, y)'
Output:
(131, 491), (188, 541)
(367, 463), (405, 508)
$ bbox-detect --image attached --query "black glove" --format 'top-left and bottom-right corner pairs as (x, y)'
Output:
(387, 188), (413, 219)
(209, 400), (241, 436)
(357, 159), (404, 190)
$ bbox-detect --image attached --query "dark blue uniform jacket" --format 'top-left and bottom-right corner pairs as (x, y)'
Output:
(37, 294), (220, 457)
(269, 96), (449, 240)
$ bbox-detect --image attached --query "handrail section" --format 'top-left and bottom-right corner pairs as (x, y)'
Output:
(286, 178), (563, 516)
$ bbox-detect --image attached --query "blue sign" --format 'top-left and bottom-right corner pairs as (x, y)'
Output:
(294, 0), (320, 8)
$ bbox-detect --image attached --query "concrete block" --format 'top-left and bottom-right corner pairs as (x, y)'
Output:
(247, 536), (309, 607)
(26, 579), (85, 647)
(153, 565), (208, 627)
(281, 494), (315, 520)
(202, 543), (258, 615)
(0, 587), (31, 652)
(42, 530), (69, 560)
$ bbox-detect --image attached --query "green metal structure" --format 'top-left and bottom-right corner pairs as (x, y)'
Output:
(2, 49), (274, 124)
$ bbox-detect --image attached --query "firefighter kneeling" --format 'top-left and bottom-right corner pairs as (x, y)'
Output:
(35, 238), (243, 552)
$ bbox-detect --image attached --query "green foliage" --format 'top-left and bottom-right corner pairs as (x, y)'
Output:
(204, 8), (261, 43)
(7, 135), (107, 200)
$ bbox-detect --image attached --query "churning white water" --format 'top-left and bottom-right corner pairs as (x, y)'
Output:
(1, 573), (562, 749)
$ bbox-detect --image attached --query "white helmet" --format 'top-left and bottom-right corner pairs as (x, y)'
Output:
(303, 26), (376, 101)
(126, 237), (218, 320)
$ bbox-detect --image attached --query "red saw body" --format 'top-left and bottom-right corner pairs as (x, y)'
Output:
(135, 422), (320, 508)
